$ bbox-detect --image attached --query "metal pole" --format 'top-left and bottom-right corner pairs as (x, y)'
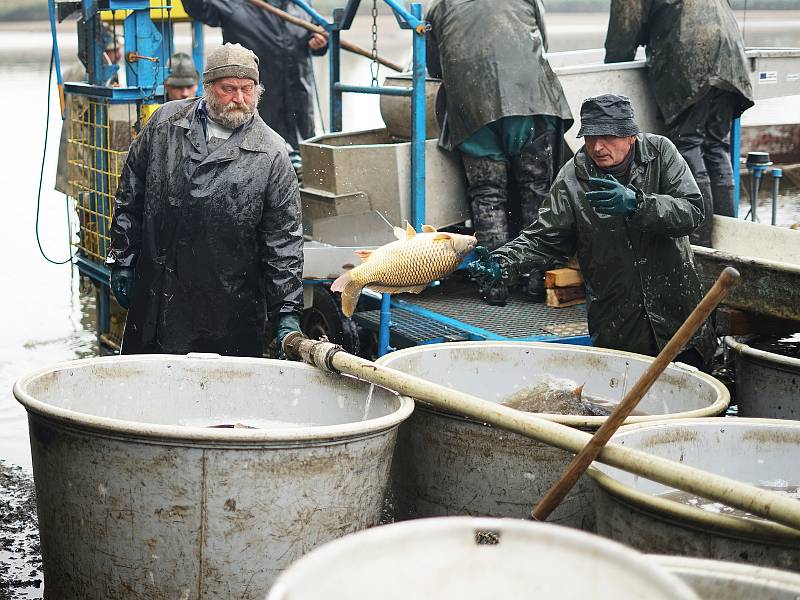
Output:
(378, 293), (394, 356)
(329, 29), (342, 132)
(771, 167), (783, 226)
(191, 19), (205, 96)
(731, 117), (741, 218)
(410, 2), (426, 231)
(751, 167), (763, 222)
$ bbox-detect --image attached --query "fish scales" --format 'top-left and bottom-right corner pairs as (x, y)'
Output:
(331, 223), (477, 317)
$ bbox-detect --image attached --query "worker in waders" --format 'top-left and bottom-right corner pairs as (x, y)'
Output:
(604, 0), (754, 247)
(425, 0), (573, 306)
(107, 43), (304, 357)
(469, 95), (717, 372)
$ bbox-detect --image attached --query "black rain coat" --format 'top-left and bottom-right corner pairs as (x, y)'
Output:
(604, 0), (754, 125)
(108, 98), (304, 357)
(425, 0), (573, 151)
(183, 0), (325, 149)
(493, 133), (717, 367)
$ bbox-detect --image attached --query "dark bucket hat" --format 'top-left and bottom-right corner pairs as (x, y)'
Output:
(576, 94), (640, 137)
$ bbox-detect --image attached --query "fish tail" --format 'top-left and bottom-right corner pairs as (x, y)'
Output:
(331, 272), (362, 318)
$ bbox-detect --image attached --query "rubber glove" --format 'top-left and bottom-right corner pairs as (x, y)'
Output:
(274, 313), (304, 359)
(586, 175), (638, 216)
(467, 246), (505, 289)
(110, 266), (135, 309)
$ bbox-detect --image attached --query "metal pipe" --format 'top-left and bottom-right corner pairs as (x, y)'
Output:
(47, 0), (65, 118)
(329, 28), (342, 132)
(191, 19), (205, 96)
(283, 336), (800, 534)
(772, 167), (783, 226)
(410, 2), (426, 232)
(382, 0), (425, 31)
(290, 0), (330, 30)
(334, 83), (412, 96)
(378, 293), (393, 356)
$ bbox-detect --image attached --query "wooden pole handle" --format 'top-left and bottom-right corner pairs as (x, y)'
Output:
(246, 0), (405, 72)
(531, 266), (740, 522)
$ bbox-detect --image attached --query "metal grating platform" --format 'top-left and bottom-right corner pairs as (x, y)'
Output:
(354, 308), (470, 347)
(355, 278), (589, 344)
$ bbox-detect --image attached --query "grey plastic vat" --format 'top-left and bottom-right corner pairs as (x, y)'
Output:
(13, 353), (413, 599)
(591, 418), (800, 571)
(375, 341), (729, 530)
(268, 517), (699, 600)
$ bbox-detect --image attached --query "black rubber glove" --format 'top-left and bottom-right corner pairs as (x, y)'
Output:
(467, 246), (504, 288)
(274, 313), (305, 359)
(110, 267), (135, 309)
(586, 175), (638, 216)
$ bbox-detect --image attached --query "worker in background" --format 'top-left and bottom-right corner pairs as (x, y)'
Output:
(107, 43), (305, 357)
(468, 95), (717, 371)
(604, 0), (754, 247)
(182, 0), (327, 168)
(55, 25), (122, 194)
(164, 52), (199, 101)
(425, 0), (573, 306)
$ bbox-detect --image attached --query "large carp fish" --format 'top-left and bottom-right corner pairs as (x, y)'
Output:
(331, 223), (477, 317)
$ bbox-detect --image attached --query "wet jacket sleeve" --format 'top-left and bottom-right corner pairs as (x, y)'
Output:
(259, 150), (304, 321)
(181, 0), (232, 27)
(627, 141), (704, 238)
(107, 116), (155, 268)
(491, 181), (577, 283)
(604, 0), (647, 63)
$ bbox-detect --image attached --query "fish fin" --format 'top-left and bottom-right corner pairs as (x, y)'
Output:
(393, 226), (406, 240)
(367, 283), (428, 295)
(331, 271), (363, 317)
(354, 249), (373, 262)
(405, 223), (416, 238)
(432, 233), (451, 241)
(422, 224), (437, 232)
(574, 383), (585, 399)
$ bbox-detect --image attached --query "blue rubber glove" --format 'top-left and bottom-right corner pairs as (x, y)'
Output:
(274, 313), (304, 359)
(467, 246), (505, 290)
(586, 175), (638, 216)
(110, 267), (135, 309)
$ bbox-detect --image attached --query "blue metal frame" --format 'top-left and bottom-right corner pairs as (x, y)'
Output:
(51, 1), (205, 346)
(291, 0), (426, 356)
(731, 117), (741, 217)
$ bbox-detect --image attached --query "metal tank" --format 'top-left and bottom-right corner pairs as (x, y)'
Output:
(654, 555), (800, 599)
(726, 336), (800, 419)
(590, 418), (800, 571)
(375, 342), (728, 531)
(267, 517), (700, 600)
(13, 354), (413, 600)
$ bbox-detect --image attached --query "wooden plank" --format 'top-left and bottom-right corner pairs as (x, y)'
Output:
(546, 288), (586, 308)
(544, 268), (583, 288)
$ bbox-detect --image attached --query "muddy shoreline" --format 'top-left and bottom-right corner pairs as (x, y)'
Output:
(0, 462), (42, 600)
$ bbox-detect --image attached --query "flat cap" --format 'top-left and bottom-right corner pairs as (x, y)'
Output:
(203, 43), (259, 85)
(577, 94), (640, 137)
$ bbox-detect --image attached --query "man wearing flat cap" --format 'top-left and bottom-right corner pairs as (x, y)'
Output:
(107, 43), (305, 357)
(469, 94), (716, 370)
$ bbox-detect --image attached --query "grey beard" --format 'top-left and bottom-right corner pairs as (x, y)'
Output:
(204, 84), (263, 129)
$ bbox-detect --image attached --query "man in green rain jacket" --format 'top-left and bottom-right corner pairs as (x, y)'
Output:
(469, 95), (717, 370)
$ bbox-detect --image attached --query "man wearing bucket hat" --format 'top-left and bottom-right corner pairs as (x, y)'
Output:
(604, 0), (753, 247)
(164, 52), (199, 101)
(468, 94), (717, 371)
(107, 43), (305, 358)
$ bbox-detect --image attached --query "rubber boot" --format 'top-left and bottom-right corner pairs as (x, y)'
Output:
(512, 130), (557, 232)
(690, 178), (714, 247)
(711, 183), (736, 218)
(462, 154), (510, 250)
(481, 283), (509, 307)
(525, 270), (546, 303)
